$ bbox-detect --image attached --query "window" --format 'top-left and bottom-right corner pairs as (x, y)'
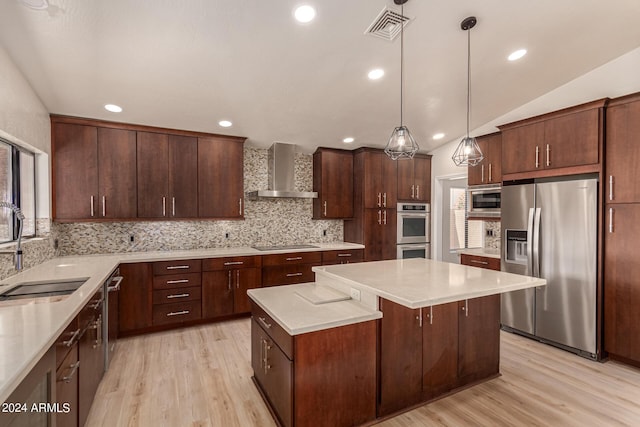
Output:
(0, 139), (36, 244)
(448, 187), (483, 251)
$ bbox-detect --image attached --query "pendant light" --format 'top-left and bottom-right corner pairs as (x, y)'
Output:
(452, 16), (484, 167)
(384, 0), (419, 160)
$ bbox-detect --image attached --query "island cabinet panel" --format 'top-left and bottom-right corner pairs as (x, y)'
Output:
(604, 204), (640, 365)
(422, 302), (459, 400)
(118, 263), (153, 334)
(251, 302), (377, 427)
(198, 136), (245, 219)
(467, 132), (502, 186)
(313, 148), (354, 219)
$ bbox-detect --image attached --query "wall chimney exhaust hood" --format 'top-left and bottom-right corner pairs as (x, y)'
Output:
(246, 143), (318, 199)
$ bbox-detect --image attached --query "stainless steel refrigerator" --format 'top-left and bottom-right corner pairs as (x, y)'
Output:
(501, 177), (598, 358)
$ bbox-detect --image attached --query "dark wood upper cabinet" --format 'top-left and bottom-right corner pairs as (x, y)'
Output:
(467, 132), (502, 186)
(198, 136), (245, 219)
(606, 93), (640, 204)
(313, 148), (354, 219)
(97, 127), (137, 219)
(355, 149), (397, 209)
(53, 123), (98, 220)
(397, 154), (432, 202)
(499, 99), (606, 179)
(137, 132), (169, 218)
(168, 135), (198, 217)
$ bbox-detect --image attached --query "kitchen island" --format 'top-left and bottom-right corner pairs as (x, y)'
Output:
(248, 258), (546, 427)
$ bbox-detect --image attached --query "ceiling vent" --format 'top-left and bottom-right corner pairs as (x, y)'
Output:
(365, 7), (411, 41)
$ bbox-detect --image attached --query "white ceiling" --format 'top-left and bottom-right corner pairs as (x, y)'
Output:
(1, 0), (639, 154)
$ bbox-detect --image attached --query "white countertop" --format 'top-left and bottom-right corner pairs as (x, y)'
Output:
(247, 284), (381, 335)
(0, 242), (362, 403)
(313, 258), (545, 309)
(457, 248), (501, 259)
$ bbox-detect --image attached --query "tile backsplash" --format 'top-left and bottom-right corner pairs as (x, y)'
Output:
(0, 219), (57, 280)
(484, 221), (501, 250)
(56, 147), (343, 256)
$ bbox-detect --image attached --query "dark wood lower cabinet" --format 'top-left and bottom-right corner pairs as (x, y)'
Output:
(202, 270), (234, 318)
(118, 263), (153, 334)
(422, 302), (459, 400)
(56, 343), (79, 427)
(78, 289), (105, 427)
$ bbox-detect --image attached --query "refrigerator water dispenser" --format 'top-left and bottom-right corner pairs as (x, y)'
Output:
(505, 230), (527, 265)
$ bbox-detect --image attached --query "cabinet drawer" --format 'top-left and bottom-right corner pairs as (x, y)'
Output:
(262, 251), (322, 266)
(152, 272), (202, 290)
(321, 249), (364, 265)
(251, 302), (293, 360)
(153, 286), (201, 305)
(203, 255), (262, 271)
(152, 259), (202, 275)
(55, 316), (80, 370)
(460, 254), (501, 271)
(152, 300), (202, 325)
(262, 265), (317, 286)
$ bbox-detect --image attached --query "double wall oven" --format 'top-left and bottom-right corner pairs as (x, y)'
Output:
(397, 202), (431, 259)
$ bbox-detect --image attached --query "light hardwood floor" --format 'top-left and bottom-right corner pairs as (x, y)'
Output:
(86, 319), (640, 427)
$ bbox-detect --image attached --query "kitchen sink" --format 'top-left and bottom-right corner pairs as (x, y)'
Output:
(0, 278), (88, 301)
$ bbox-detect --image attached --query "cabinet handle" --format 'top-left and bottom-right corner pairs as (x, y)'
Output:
(377, 193), (382, 207)
(102, 196), (106, 217)
(323, 201), (327, 216)
(416, 310), (422, 327)
(172, 197), (176, 217)
(463, 299), (468, 317)
(546, 144), (551, 167)
(489, 164), (492, 182)
(166, 293), (190, 299)
(383, 192), (387, 207)
(411, 185), (415, 199)
(429, 306), (433, 325)
(609, 176), (614, 201)
(60, 361), (81, 383)
(228, 271), (232, 291)
(166, 265), (190, 270)
(89, 297), (104, 310)
(258, 316), (272, 329)
(262, 339), (272, 375)
(481, 165), (485, 183)
(286, 256), (303, 261)
(609, 208), (614, 233)
(416, 185), (420, 199)
(92, 315), (102, 348)
(61, 328), (81, 348)
(162, 196), (166, 217)
(90, 196), (95, 217)
(239, 198), (243, 215)
(337, 253), (352, 257)
(378, 210), (382, 225)
(224, 261), (244, 266)
(236, 270), (240, 288)
(383, 209), (387, 225)
(286, 272), (303, 277)
(166, 279), (189, 284)
(535, 146), (540, 168)
(469, 259), (489, 265)
(166, 310), (190, 317)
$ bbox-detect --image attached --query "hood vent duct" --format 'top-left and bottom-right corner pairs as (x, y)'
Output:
(246, 143), (318, 199)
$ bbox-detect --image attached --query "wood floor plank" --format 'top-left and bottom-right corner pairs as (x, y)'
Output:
(86, 320), (640, 427)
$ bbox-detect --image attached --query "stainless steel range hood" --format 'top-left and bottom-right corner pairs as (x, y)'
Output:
(246, 142), (318, 199)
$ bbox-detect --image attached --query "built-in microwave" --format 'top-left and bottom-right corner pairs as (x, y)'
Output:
(468, 186), (501, 218)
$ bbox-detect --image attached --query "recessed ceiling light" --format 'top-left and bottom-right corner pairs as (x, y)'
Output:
(294, 5), (316, 23)
(432, 133), (445, 140)
(104, 104), (122, 113)
(368, 69), (384, 80)
(343, 137), (355, 143)
(508, 49), (527, 61)
(218, 120), (232, 127)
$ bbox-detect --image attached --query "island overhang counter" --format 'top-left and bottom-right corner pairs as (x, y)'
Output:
(247, 258), (546, 427)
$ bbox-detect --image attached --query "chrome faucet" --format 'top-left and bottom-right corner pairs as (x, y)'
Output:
(0, 201), (24, 271)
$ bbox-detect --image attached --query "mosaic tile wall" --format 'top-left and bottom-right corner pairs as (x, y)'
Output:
(484, 220), (501, 250)
(0, 219), (57, 280)
(56, 147), (343, 256)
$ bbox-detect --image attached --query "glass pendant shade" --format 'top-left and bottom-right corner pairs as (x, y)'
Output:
(452, 136), (483, 166)
(385, 125), (418, 160)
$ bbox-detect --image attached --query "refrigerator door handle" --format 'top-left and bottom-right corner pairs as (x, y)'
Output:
(532, 207), (542, 278)
(526, 208), (535, 276)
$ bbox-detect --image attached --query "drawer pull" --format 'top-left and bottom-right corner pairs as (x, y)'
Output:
(286, 272), (303, 277)
(337, 253), (352, 257)
(258, 316), (272, 329)
(286, 257), (303, 261)
(166, 265), (190, 270)
(469, 259), (489, 265)
(166, 279), (189, 285)
(167, 310), (190, 317)
(61, 328), (81, 347)
(89, 298), (104, 310)
(166, 293), (190, 299)
(224, 261), (244, 266)
(60, 361), (81, 383)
